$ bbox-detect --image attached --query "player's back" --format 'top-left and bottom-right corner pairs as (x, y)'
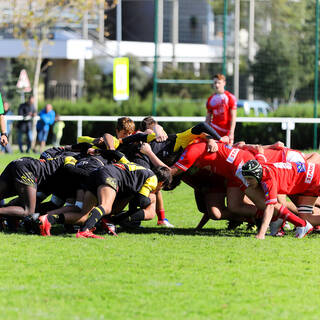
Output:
(262, 161), (317, 195)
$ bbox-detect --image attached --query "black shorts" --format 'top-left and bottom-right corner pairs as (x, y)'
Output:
(40, 173), (79, 200)
(1, 161), (37, 188)
(86, 166), (121, 195)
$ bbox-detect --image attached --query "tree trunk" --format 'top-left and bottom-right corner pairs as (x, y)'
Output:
(288, 87), (296, 104)
(31, 40), (43, 150)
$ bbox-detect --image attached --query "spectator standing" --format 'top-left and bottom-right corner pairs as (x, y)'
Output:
(205, 74), (237, 145)
(35, 104), (55, 153)
(1, 101), (13, 153)
(52, 114), (65, 147)
(17, 95), (36, 153)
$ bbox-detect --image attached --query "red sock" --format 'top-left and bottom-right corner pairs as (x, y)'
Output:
(156, 209), (165, 221)
(278, 205), (306, 227)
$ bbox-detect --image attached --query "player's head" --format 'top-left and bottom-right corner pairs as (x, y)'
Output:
(242, 160), (263, 186)
(152, 166), (172, 191)
(116, 117), (135, 138)
(213, 73), (226, 94)
(140, 116), (157, 132)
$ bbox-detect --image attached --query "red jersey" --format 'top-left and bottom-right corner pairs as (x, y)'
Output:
(174, 141), (254, 187)
(206, 90), (237, 136)
(261, 162), (320, 205)
(255, 148), (305, 164)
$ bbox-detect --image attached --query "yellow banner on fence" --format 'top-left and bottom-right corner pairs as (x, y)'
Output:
(113, 57), (129, 101)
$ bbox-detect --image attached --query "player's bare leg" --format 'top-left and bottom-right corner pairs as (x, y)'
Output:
(227, 187), (257, 217)
(155, 191), (174, 227)
(0, 183), (37, 218)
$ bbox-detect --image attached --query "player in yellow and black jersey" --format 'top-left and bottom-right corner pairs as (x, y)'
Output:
(37, 150), (172, 238)
(0, 155), (89, 225)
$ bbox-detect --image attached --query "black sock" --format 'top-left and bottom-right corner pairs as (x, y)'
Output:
(110, 211), (131, 224)
(47, 214), (65, 225)
(81, 205), (106, 231)
(128, 209), (145, 222)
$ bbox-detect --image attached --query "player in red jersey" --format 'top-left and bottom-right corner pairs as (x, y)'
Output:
(238, 142), (320, 218)
(140, 140), (258, 225)
(235, 140), (320, 165)
(241, 160), (315, 239)
(205, 74), (237, 144)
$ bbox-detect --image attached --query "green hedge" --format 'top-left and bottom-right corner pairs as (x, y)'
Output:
(35, 98), (320, 150)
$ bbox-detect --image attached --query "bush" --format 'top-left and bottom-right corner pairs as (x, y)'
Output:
(35, 98), (320, 149)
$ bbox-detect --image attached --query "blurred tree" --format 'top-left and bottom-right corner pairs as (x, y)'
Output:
(159, 67), (212, 100)
(252, 31), (299, 102)
(0, 0), (116, 110)
(0, 0), (116, 145)
(252, 0), (315, 102)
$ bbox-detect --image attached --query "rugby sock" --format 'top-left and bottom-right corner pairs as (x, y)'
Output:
(156, 209), (165, 221)
(279, 205), (306, 227)
(81, 205), (106, 231)
(47, 214), (65, 225)
(111, 209), (145, 224)
(126, 209), (145, 223)
(297, 205), (314, 214)
(109, 211), (131, 224)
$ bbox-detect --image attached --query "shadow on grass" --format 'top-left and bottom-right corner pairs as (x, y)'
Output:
(113, 226), (255, 238)
(4, 225), (320, 239)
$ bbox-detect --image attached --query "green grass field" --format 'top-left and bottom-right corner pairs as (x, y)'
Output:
(0, 152), (320, 320)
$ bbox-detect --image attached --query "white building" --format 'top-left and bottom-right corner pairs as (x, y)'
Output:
(0, 0), (223, 100)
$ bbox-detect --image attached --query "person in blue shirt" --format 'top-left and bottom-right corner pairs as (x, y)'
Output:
(35, 104), (55, 153)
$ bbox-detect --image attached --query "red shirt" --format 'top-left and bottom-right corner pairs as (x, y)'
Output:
(255, 148), (306, 164)
(174, 141), (254, 187)
(206, 91), (237, 136)
(261, 162), (320, 205)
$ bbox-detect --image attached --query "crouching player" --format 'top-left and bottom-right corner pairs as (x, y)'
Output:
(39, 152), (172, 238)
(241, 160), (314, 239)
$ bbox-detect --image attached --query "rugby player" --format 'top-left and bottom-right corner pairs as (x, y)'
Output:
(38, 151), (172, 238)
(0, 155), (89, 223)
(241, 159), (315, 239)
(139, 140), (259, 229)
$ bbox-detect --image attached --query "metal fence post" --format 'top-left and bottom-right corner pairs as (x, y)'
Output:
(77, 119), (83, 138)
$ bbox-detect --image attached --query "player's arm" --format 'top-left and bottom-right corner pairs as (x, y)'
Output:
(139, 143), (183, 177)
(191, 122), (221, 141)
(205, 137), (219, 153)
(121, 132), (156, 145)
(97, 149), (128, 163)
(0, 115), (8, 146)
(131, 175), (158, 210)
(139, 142), (169, 168)
(256, 204), (275, 239)
(63, 156), (91, 177)
(102, 133), (117, 150)
(263, 141), (285, 150)
(153, 124), (168, 142)
(67, 142), (92, 154)
(205, 112), (212, 124)
(228, 108), (237, 145)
